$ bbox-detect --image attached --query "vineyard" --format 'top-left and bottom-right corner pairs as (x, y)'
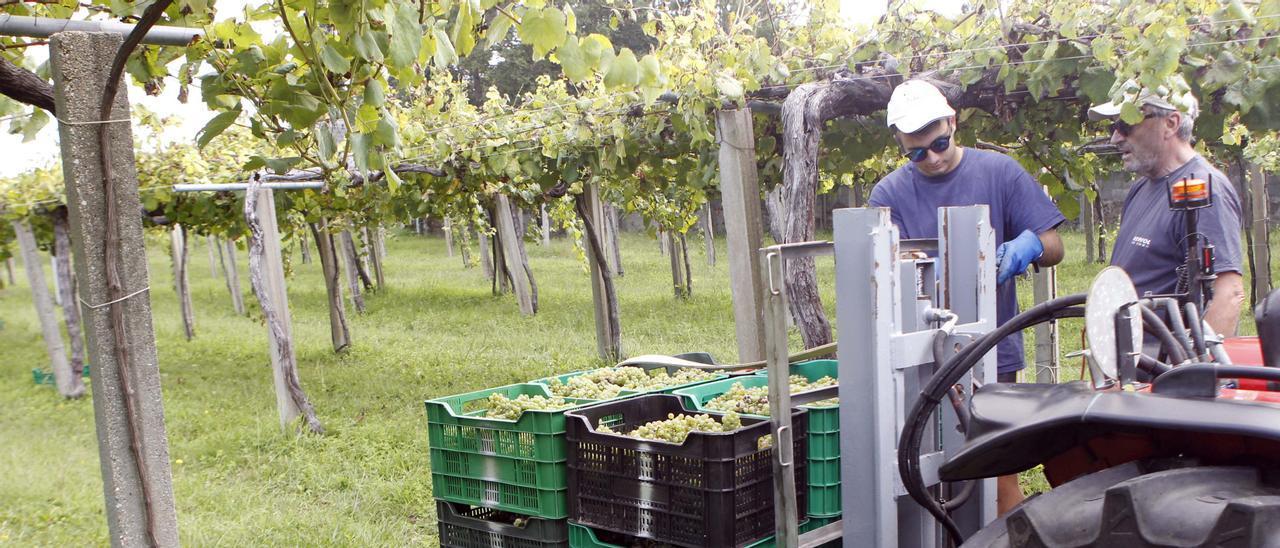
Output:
(1, 0), (1279, 545)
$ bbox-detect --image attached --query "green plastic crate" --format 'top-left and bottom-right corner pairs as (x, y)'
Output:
(425, 383), (597, 462)
(532, 365), (729, 399)
(568, 519), (837, 548)
(432, 475), (568, 519)
(32, 364), (91, 385)
(672, 359), (842, 517)
(425, 383), (597, 519)
(430, 448), (568, 490)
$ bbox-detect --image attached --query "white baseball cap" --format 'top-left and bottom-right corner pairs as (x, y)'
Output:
(1087, 78), (1200, 121)
(886, 80), (956, 133)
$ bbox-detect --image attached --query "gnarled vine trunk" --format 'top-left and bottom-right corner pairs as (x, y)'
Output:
(576, 188), (622, 361)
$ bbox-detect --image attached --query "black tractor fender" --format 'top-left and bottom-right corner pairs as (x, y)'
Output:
(937, 381), (1280, 482)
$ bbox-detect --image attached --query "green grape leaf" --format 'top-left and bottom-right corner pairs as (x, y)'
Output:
(387, 2), (421, 70)
(518, 7), (567, 58)
(194, 108), (240, 149)
(1119, 102), (1144, 124)
(556, 37), (590, 82)
(319, 42), (351, 74)
(604, 47), (639, 88)
(432, 27), (458, 68)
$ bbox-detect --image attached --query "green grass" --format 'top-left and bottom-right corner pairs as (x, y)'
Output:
(0, 229), (1268, 544)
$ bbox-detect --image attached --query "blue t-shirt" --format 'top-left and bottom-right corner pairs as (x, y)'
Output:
(1110, 155), (1243, 297)
(869, 148), (1066, 373)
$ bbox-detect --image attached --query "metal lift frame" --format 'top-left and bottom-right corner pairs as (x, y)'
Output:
(763, 206), (999, 547)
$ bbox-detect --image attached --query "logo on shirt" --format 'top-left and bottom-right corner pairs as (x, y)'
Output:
(1130, 236), (1151, 248)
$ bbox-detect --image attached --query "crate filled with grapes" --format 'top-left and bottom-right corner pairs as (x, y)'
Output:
(425, 383), (599, 518)
(436, 500), (569, 548)
(564, 394), (807, 547)
(672, 359), (842, 517)
(532, 365), (727, 401)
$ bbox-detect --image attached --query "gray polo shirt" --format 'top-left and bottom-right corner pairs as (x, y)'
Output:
(1110, 155), (1243, 297)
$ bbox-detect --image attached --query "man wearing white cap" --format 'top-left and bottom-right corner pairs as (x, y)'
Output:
(870, 79), (1066, 515)
(1088, 81), (1244, 336)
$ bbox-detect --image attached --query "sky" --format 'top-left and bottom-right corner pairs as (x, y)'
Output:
(0, 0), (964, 177)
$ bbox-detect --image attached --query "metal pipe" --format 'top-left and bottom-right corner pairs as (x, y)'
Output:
(0, 15), (203, 46)
(172, 182), (324, 192)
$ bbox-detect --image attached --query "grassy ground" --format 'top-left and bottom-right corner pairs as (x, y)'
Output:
(0, 229), (1264, 545)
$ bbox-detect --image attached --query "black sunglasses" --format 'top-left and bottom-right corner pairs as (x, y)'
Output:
(1109, 114), (1155, 137)
(903, 134), (952, 162)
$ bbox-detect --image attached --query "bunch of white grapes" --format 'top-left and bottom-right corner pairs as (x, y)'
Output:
(705, 375), (840, 415)
(483, 393), (576, 420)
(545, 367), (719, 399)
(597, 411), (745, 444)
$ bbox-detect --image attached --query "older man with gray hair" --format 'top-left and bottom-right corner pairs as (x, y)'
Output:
(1089, 80), (1245, 336)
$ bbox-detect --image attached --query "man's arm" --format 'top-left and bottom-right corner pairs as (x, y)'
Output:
(1037, 228), (1064, 267)
(1204, 272), (1246, 336)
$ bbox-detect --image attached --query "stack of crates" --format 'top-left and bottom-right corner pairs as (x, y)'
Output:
(672, 359), (843, 522)
(425, 367), (730, 547)
(563, 394), (808, 547)
(426, 383), (586, 547)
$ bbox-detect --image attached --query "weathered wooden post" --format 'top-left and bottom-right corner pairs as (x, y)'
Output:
(1079, 192), (1095, 263)
(4, 257), (14, 285)
(494, 195), (536, 315)
(443, 216), (455, 258)
(244, 184), (324, 433)
(580, 183), (622, 360)
(12, 219), (81, 397)
(340, 230), (366, 313)
(222, 238), (246, 316)
(52, 209), (87, 377)
(604, 202), (623, 277)
(1248, 164), (1271, 306)
(702, 203), (716, 266)
(1033, 266), (1059, 382)
(205, 235), (219, 278)
(362, 226), (384, 289)
(170, 224), (195, 340)
(50, 254), (62, 304)
(715, 108), (766, 362)
(299, 229), (312, 264)
(541, 204), (551, 245)
(52, 30), (178, 546)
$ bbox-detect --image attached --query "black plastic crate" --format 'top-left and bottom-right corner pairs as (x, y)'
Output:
(565, 394), (808, 548)
(436, 500), (569, 548)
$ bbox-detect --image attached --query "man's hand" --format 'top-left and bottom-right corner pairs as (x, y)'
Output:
(996, 229), (1044, 284)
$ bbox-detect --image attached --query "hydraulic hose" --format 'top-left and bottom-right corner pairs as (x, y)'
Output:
(1184, 302), (1208, 360)
(1159, 298), (1197, 359)
(899, 294), (1087, 545)
(1138, 354), (1174, 377)
(1140, 304), (1189, 365)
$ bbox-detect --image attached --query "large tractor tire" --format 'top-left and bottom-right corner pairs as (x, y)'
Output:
(961, 460), (1280, 547)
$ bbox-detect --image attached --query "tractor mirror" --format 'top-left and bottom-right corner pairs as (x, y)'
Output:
(1255, 288), (1280, 367)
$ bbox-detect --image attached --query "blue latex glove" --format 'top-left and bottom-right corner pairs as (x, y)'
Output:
(995, 229), (1044, 284)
